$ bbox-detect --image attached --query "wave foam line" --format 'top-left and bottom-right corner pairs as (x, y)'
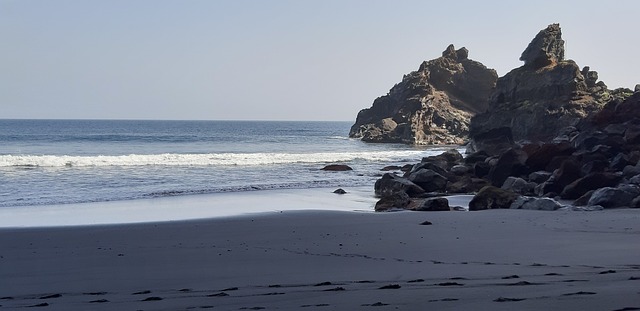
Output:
(0, 150), (430, 167)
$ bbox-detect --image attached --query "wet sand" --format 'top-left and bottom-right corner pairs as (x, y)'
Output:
(1, 200), (639, 310)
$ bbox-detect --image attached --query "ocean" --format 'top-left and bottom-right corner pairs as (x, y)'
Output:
(0, 120), (455, 209)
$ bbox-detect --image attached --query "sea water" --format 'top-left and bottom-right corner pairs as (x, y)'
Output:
(0, 120), (455, 208)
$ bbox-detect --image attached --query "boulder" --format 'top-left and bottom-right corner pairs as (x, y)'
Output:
(333, 188), (347, 194)
(407, 169), (448, 192)
(408, 161), (450, 179)
(473, 161), (491, 178)
(464, 150), (489, 164)
(525, 142), (575, 172)
(501, 177), (536, 195)
(349, 45), (498, 145)
(466, 127), (515, 156)
(450, 164), (469, 175)
(510, 196), (563, 211)
(321, 164), (353, 171)
(560, 172), (622, 200)
(381, 165), (403, 171)
(587, 185), (640, 208)
(422, 149), (463, 170)
(411, 197), (450, 211)
(374, 173), (425, 197)
(488, 148), (529, 187)
(528, 171), (552, 184)
(468, 186), (519, 211)
(539, 157), (582, 195)
(375, 192), (411, 211)
(446, 176), (489, 194)
(573, 190), (595, 206)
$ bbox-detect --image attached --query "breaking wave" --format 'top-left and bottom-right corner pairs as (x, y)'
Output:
(0, 150), (432, 168)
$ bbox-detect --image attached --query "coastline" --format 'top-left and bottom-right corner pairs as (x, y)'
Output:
(0, 186), (379, 228)
(1, 206), (639, 310)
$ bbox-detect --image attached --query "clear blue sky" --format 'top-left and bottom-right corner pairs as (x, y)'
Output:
(2, 0), (638, 121)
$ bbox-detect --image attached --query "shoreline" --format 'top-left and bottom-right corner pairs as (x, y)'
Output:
(0, 186), (379, 228)
(1, 208), (639, 310)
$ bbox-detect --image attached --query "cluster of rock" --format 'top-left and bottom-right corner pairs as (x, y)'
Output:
(368, 23), (640, 212)
(349, 45), (497, 144)
(375, 91), (640, 212)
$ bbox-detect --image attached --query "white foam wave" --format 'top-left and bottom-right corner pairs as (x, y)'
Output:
(0, 150), (430, 168)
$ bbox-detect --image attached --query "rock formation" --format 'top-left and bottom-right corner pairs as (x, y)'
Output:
(349, 45), (497, 145)
(373, 93), (640, 212)
(368, 24), (640, 212)
(469, 24), (628, 149)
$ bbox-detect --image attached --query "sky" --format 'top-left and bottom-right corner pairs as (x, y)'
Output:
(1, 0), (639, 121)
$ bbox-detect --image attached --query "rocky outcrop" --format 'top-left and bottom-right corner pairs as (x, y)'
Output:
(350, 45), (497, 145)
(367, 24), (640, 213)
(469, 24), (621, 148)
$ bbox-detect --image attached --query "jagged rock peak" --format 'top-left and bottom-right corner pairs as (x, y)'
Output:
(519, 23), (565, 68)
(349, 45), (497, 145)
(441, 44), (468, 61)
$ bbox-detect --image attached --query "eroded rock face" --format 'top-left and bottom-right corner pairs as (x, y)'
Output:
(469, 24), (615, 145)
(350, 45), (497, 145)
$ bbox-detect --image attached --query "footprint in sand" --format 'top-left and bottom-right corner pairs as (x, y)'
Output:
(436, 282), (464, 286)
(378, 284), (401, 289)
(362, 302), (389, 306)
(323, 287), (345, 292)
(207, 292), (229, 297)
(494, 297), (526, 302)
(562, 291), (596, 296)
(429, 298), (459, 302)
(39, 294), (62, 299)
(599, 270), (617, 275)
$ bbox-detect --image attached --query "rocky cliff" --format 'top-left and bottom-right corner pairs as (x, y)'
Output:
(349, 45), (498, 145)
(469, 24), (628, 149)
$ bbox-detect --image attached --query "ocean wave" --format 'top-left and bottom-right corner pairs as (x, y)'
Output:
(0, 150), (431, 168)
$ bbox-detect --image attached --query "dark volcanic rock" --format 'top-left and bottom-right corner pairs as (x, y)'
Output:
(559, 172), (623, 200)
(408, 169), (448, 192)
(375, 173), (425, 197)
(421, 149), (464, 170)
(350, 45), (497, 145)
(466, 127), (515, 156)
(525, 142), (575, 172)
(501, 177), (536, 195)
(446, 176), (489, 194)
(411, 197), (450, 211)
(469, 186), (519, 211)
(375, 191), (411, 211)
(469, 24), (613, 144)
(519, 23), (565, 69)
(587, 185), (640, 208)
(539, 157), (582, 195)
(321, 164), (353, 171)
(510, 196), (563, 211)
(489, 148), (529, 187)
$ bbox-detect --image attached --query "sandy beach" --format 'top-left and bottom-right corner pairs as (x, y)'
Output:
(1, 193), (639, 310)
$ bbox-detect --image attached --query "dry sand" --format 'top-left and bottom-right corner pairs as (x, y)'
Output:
(1, 203), (639, 310)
